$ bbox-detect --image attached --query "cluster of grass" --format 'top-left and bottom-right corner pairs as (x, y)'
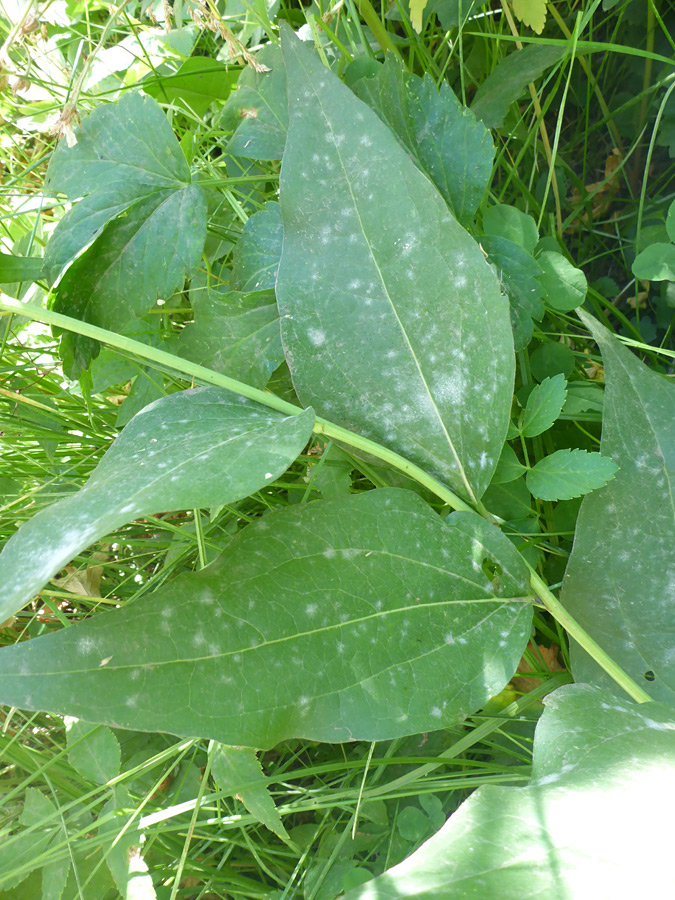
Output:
(0, 0), (673, 897)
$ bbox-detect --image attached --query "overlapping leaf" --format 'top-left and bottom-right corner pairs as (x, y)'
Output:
(0, 388), (314, 623)
(352, 57), (494, 223)
(0, 490), (532, 748)
(561, 313), (675, 701)
(44, 92), (207, 373)
(342, 685), (675, 899)
(277, 27), (514, 502)
(230, 201), (283, 292)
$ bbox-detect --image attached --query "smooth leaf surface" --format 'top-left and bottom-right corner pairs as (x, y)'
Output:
(0, 253), (43, 283)
(342, 684), (675, 900)
(178, 278), (283, 388)
(482, 204), (538, 253)
(562, 313), (675, 701)
(352, 57), (494, 223)
(521, 374), (567, 437)
(277, 27), (514, 502)
(632, 242), (675, 281)
(145, 57), (238, 116)
(526, 448), (618, 501)
(221, 45), (288, 160)
(44, 92), (207, 373)
(0, 490), (533, 748)
(492, 444), (526, 484)
(537, 250), (587, 311)
(666, 199), (675, 242)
(230, 201), (283, 292)
(211, 744), (288, 838)
(482, 235), (544, 350)
(471, 44), (566, 129)
(0, 388), (314, 622)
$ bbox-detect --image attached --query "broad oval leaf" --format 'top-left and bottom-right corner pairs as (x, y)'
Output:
(342, 684), (675, 900)
(632, 242), (675, 281)
(562, 313), (675, 701)
(0, 489), (532, 748)
(277, 27), (514, 503)
(0, 388), (314, 622)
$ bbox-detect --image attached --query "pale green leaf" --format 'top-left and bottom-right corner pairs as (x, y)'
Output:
(483, 204), (538, 253)
(231, 201), (283, 292)
(471, 44), (566, 129)
(0, 388), (314, 623)
(211, 744), (288, 839)
(537, 250), (588, 311)
(512, 0), (547, 34)
(99, 787), (156, 900)
(409, 0), (428, 31)
(66, 720), (121, 784)
(41, 859), (70, 900)
(521, 374), (567, 437)
(277, 27), (514, 502)
(351, 57), (495, 224)
(562, 312), (675, 701)
(632, 243), (675, 281)
(44, 92), (207, 374)
(526, 448), (618, 501)
(0, 489), (532, 748)
(19, 787), (57, 827)
(178, 283), (283, 389)
(221, 45), (288, 160)
(342, 684), (675, 900)
(0, 253), (43, 284)
(145, 57), (238, 116)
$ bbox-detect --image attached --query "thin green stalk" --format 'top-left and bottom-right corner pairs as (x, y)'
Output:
(0, 297), (653, 705)
(356, 0), (402, 59)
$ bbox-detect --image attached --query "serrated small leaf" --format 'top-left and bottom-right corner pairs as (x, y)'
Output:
(512, 0), (547, 33)
(278, 26), (514, 502)
(521, 374), (567, 437)
(0, 490), (532, 748)
(221, 45), (288, 160)
(0, 389), (314, 623)
(42, 858), (70, 900)
(20, 787), (57, 826)
(352, 57), (494, 224)
(526, 448), (618, 501)
(342, 684), (675, 900)
(492, 444), (526, 484)
(66, 720), (121, 784)
(231, 201), (283, 292)
(409, 0), (428, 31)
(211, 744), (288, 839)
(632, 243), (675, 281)
(537, 250), (587, 311)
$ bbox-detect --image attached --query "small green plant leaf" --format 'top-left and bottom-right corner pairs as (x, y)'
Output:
(471, 44), (566, 129)
(666, 199), (675, 243)
(0, 389), (314, 622)
(537, 250), (588, 311)
(211, 744), (288, 839)
(481, 236), (544, 350)
(44, 93), (207, 375)
(562, 312), (675, 701)
(145, 57), (238, 116)
(526, 448), (618, 501)
(0, 490), (532, 748)
(529, 341), (575, 380)
(409, 0), (428, 31)
(352, 57), (495, 224)
(483, 204), (539, 253)
(178, 282), (283, 389)
(0, 253), (43, 283)
(99, 786), (156, 900)
(632, 243), (675, 281)
(277, 26), (514, 502)
(231, 201), (283, 292)
(521, 374), (567, 437)
(492, 444), (526, 484)
(341, 684), (675, 900)
(221, 45), (288, 160)
(512, 0), (547, 33)
(66, 720), (121, 784)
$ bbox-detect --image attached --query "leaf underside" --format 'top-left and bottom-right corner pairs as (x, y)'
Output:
(0, 489), (532, 748)
(277, 26), (514, 503)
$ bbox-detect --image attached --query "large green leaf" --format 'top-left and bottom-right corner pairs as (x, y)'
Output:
(277, 27), (514, 503)
(231, 201), (283, 292)
(342, 684), (675, 900)
(351, 57), (494, 224)
(44, 92), (207, 373)
(178, 274), (283, 388)
(561, 313), (675, 701)
(0, 490), (532, 748)
(0, 388), (314, 622)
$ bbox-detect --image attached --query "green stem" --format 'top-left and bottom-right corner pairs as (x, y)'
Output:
(0, 297), (653, 705)
(356, 0), (402, 59)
